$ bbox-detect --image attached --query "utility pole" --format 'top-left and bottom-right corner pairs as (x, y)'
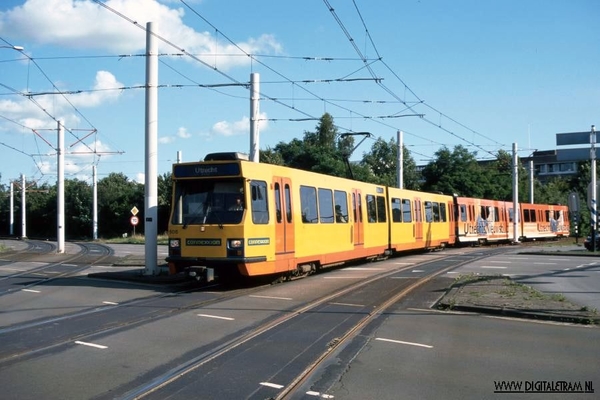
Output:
(396, 130), (404, 189)
(57, 120), (65, 253)
(21, 174), (26, 239)
(250, 72), (260, 162)
(144, 21), (159, 275)
(93, 165), (98, 240)
(512, 143), (519, 244)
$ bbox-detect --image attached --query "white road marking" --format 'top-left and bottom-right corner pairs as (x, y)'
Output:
(260, 382), (284, 389)
(390, 276), (413, 279)
(75, 341), (108, 349)
(197, 314), (235, 321)
(394, 262), (414, 265)
(306, 391), (334, 398)
(488, 260), (511, 263)
(21, 289), (40, 293)
(323, 276), (362, 279)
(533, 262), (557, 265)
(481, 266), (507, 269)
(446, 271), (459, 274)
(330, 302), (365, 307)
(412, 269), (424, 273)
(62, 264), (77, 267)
(249, 295), (292, 300)
(102, 301), (119, 305)
(375, 337), (433, 349)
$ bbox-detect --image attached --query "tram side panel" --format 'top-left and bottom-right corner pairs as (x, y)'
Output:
(454, 196), (511, 245)
(519, 203), (570, 241)
(387, 188), (455, 252)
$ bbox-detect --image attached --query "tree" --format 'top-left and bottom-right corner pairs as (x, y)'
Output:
(360, 137), (420, 189)
(97, 173), (143, 238)
(157, 172), (172, 235)
(421, 145), (490, 196)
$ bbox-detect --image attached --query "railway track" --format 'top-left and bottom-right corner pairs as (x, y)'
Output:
(0, 245), (521, 399)
(0, 240), (115, 296)
(119, 246), (514, 400)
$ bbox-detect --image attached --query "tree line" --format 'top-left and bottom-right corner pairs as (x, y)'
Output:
(0, 113), (588, 240)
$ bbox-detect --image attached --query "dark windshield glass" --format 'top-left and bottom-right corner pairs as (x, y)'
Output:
(171, 179), (245, 225)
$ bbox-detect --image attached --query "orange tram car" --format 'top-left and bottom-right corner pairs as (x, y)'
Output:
(166, 153), (570, 281)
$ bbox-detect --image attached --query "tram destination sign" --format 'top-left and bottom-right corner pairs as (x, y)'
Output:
(174, 162), (241, 178)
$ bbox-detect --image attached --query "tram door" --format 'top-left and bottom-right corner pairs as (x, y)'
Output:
(414, 198), (423, 242)
(273, 177), (295, 265)
(352, 190), (364, 246)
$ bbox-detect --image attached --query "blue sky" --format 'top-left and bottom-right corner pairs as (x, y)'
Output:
(0, 0), (598, 187)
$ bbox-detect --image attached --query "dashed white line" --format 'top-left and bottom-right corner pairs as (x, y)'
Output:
(375, 337), (433, 349)
(488, 260), (511, 264)
(102, 301), (119, 305)
(260, 382), (284, 389)
(412, 269), (424, 273)
(330, 302), (365, 307)
(21, 289), (41, 293)
(306, 391), (334, 398)
(533, 262), (557, 265)
(197, 314), (235, 321)
(249, 295), (292, 301)
(74, 341), (108, 349)
(323, 276), (363, 279)
(481, 266), (507, 269)
(62, 264), (77, 267)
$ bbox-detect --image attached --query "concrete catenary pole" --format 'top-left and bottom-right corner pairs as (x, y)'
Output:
(250, 72), (260, 162)
(93, 165), (98, 240)
(9, 181), (14, 236)
(529, 159), (534, 204)
(512, 143), (519, 243)
(144, 21), (159, 275)
(57, 120), (65, 253)
(396, 130), (403, 189)
(21, 174), (26, 239)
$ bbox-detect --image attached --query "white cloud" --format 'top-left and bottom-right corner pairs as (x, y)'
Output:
(211, 112), (268, 137)
(159, 136), (176, 144)
(0, 0), (282, 69)
(135, 172), (145, 183)
(176, 126), (191, 139)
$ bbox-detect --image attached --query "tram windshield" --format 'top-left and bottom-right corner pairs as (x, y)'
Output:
(172, 179), (245, 226)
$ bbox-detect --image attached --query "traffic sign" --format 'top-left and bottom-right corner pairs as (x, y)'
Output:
(130, 216), (139, 226)
(131, 206), (139, 216)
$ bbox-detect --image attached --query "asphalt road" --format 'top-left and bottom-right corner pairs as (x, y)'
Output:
(0, 240), (598, 399)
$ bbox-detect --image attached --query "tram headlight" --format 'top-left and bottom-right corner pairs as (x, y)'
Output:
(228, 239), (243, 248)
(169, 238), (181, 257)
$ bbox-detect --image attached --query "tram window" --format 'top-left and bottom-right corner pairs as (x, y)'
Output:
(459, 204), (466, 222)
(319, 188), (334, 223)
(377, 196), (387, 223)
(334, 190), (349, 223)
(358, 194), (363, 222)
(274, 183), (282, 223)
(402, 199), (412, 222)
(352, 193), (357, 222)
(366, 195), (377, 223)
(300, 185), (318, 223)
(432, 202), (440, 222)
(493, 207), (499, 222)
(284, 184), (292, 223)
(251, 180), (269, 224)
(424, 201), (433, 223)
(509, 208), (515, 223)
(440, 203), (447, 222)
(391, 198), (402, 223)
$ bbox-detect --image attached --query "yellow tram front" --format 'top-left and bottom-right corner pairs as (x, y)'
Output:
(166, 153), (275, 280)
